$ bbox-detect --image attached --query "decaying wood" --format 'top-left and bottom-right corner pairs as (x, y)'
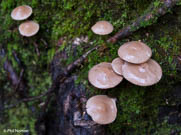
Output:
(66, 0), (180, 74)
(5, 44), (99, 109)
(1, 0), (180, 134)
(36, 76), (105, 135)
(3, 0), (179, 108)
(107, 0), (180, 43)
(34, 48), (105, 134)
(37, 1), (180, 134)
(66, 46), (99, 73)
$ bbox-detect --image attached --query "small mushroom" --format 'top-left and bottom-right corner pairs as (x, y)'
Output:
(91, 21), (113, 35)
(118, 41), (152, 64)
(86, 95), (117, 124)
(122, 59), (162, 86)
(18, 21), (39, 37)
(111, 57), (124, 75)
(11, 5), (32, 21)
(88, 62), (123, 89)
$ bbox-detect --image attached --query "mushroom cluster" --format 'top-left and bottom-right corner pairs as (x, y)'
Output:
(86, 20), (163, 125)
(117, 41), (162, 86)
(11, 5), (39, 37)
(88, 41), (162, 87)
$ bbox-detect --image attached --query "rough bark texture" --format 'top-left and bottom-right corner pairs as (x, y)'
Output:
(36, 52), (105, 135)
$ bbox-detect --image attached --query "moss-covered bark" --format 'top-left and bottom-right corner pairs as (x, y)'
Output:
(0, 0), (181, 135)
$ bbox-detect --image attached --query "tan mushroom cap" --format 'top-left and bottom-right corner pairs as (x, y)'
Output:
(111, 57), (124, 75)
(18, 21), (39, 37)
(86, 95), (117, 124)
(88, 62), (123, 89)
(122, 59), (162, 86)
(11, 5), (32, 20)
(118, 41), (152, 64)
(91, 21), (113, 35)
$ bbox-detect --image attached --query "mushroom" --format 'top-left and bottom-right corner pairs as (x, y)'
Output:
(111, 57), (124, 75)
(91, 21), (113, 35)
(88, 62), (123, 89)
(118, 41), (152, 64)
(122, 59), (162, 86)
(11, 5), (32, 21)
(18, 21), (39, 37)
(86, 95), (117, 124)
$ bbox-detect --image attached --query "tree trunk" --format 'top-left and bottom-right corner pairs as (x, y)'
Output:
(35, 52), (105, 135)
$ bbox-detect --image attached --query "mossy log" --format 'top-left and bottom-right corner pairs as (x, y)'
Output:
(107, 0), (180, 43)
(36, 1), (180, 134)
(1, 0), (180, 134)
(2, 0), (179, 106)
(66, 0), (180, 75)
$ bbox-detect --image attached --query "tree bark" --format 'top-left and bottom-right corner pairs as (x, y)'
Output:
(36, 52), (105, 135)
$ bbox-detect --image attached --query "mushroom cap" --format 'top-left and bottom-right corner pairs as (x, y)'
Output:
(118, 41), (152, 64)
(111, 57), (124, 75)
(122, 59), (162, 86)
(91, 21), (113, 35)
(18, 21), (39, 37)
(88, 62), (123, 89)
(11, 5), (32, 20)
(86, 95), (117, 124)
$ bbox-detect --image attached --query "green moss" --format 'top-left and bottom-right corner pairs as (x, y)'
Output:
(75, 4), (181, 135)
(0, 104), (36, 135)
(153, 119), (181, 135)
(1, 0), (181, 134)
